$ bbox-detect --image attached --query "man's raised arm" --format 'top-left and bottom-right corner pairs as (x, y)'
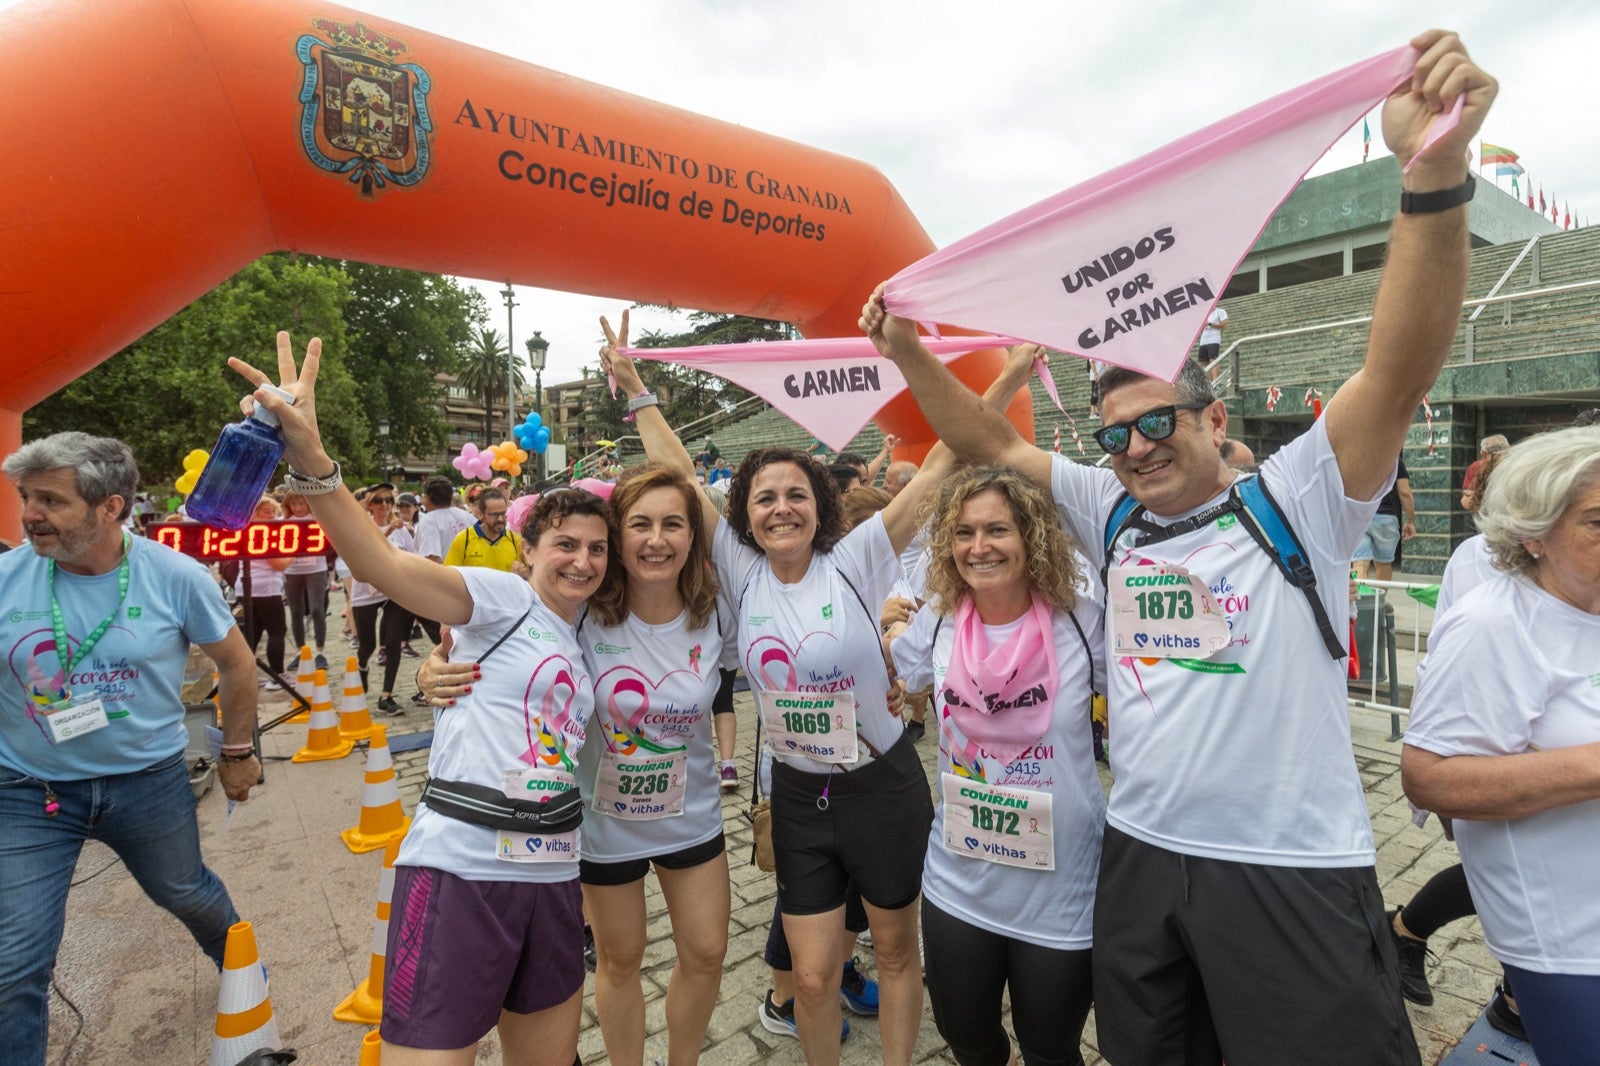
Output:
(1325, 30), (1498, 500)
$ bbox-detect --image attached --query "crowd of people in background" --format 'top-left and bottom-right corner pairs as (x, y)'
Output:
(11, 28), (1600, 1066)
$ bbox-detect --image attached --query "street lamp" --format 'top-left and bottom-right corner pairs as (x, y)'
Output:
(525, 331), (548, 481)
(500, 282), (518, 441)
(376, 418), (390, 481)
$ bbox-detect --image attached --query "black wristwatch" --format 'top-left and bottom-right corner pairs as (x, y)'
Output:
(1400, 175), (1475, 215)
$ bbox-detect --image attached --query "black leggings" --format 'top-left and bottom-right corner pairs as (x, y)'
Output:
(922, 897), (1093, 1066)
(351, 600), (407, 695)
(244, 595), (287, 676)
(1398, 863), (1473, 939)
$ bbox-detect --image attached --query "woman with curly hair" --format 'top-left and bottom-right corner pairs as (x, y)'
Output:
(884, 466), (1105, 1066)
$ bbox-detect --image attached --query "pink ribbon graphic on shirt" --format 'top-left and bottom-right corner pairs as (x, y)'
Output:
(747, 631), (840, 694)
(597, 665), (689, 756)
(520, 654), (586, 770)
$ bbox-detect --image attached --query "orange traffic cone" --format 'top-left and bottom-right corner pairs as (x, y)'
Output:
(292, 669), (353, 763)
(334, 834), (403, 1023)
(340, 725), (410, 853)
(287, 645), (314, 723)
(210, 921), (282, 1066)
(359, 1029), (382, 1065)
(338, 655), (376, 742)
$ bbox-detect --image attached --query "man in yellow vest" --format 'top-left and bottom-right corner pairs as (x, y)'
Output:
(442, 488), (522, 572)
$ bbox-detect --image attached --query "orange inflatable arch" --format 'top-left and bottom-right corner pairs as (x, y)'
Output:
(0, 0), (1029, 537)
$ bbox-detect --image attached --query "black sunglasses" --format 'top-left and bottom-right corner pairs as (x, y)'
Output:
(1092, 401), (1213, 455)
(370, 496), (395, 506)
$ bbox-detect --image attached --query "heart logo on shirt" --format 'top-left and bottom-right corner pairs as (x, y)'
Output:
(525, 837), (543, 853)
(964, 836), (980, 850)
(613, 801), (628, 813)
(519, 654), (589, 767)
(596, 664), (703, 755)
(747, 630), (837, 693)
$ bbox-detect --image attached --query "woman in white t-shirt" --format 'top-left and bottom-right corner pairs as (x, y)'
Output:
(571, 464), (733, 1066)
(1404, 426), (1600, 1062)
(886, 466), (1104, 1066)
(280, 490), (331, 670)
(598, 309), (1015, 1066)
(230, 333), (612, 1066)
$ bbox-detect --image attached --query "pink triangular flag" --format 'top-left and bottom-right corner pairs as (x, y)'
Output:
(883, 44), (1429, 383)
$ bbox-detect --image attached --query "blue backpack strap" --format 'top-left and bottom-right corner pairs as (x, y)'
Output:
(1100, 492), (1143, 590)
(1233, 477), (1347, 660)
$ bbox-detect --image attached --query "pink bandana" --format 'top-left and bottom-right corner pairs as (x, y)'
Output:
(942, 594), (1058, 767)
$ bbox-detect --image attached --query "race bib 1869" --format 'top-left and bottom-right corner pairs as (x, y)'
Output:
(759, 690), (858, 764)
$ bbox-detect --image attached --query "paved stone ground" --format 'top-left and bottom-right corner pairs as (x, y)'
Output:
(47, 615), (1500, 1065)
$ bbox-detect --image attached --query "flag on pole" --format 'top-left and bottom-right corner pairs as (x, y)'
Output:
(1053, 426), (1061, 453)
(1552, 197), (1560, 224)
(1564, 203), (1572, 230)
(1511, 174), (1520, 199)
(1494, 162), (1524, 179)
(1362, 117), (1371, 162)
(1539, 187), (1547, 213)
(1479, 142), (1519, 167)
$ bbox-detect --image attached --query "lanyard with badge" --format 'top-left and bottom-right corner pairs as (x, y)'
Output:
(36, 534), (131, 746)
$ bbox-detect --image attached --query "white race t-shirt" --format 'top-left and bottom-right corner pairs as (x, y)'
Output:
(395, 569), (594, 882)
(1406, 573), (1600, 974)
(893, 598), (1106, 950)
(577, 609), (726, 862)
(715, 515), (903, 774)
(236, 559), (285, 598)
(1051, 418), (1387, 866)
(1200, 306), (1228, 346)
(415, 506), (477, 561)
(347, 525), (413, 607)
(1435, 533), (1499, 618)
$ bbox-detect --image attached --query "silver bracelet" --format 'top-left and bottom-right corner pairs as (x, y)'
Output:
(626, 392), (660, 413)
(284, 460), (343, 495)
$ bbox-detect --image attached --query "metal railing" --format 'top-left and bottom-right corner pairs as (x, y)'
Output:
(1345, 576), (1440, 740)
(564, 393), (769, 479)
(1213, 276), (1600, 398)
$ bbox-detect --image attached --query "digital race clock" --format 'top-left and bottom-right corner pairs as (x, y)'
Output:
(152, 520), (331, 560)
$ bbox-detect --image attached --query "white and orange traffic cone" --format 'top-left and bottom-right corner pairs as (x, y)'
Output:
(210, 921), (282, 1066)
(359, 1029), (382, 1065)
(334, 834), (403, 1023)
(340, 725), (410, 853)
(288, 645), (314, 723)
(338, 655), (376, 742)
(291, 669), (353, 763)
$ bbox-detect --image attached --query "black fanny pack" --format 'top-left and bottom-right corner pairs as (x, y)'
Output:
(420, 777), (584, 835)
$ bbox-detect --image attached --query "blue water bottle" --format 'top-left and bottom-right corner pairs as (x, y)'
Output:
(186, 385), (295, 530)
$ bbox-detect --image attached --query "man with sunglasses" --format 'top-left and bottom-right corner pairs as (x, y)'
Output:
(862, 30), (1495, 1064)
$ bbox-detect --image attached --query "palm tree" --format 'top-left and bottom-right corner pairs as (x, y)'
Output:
(456, 328), (523, 441)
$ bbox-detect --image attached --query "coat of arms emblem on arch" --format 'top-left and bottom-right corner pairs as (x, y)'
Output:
(295, 18), (433, 196)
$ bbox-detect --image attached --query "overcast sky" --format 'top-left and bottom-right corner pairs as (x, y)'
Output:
(16, 0), (1590, 387)
(345, 0), (1593, 385)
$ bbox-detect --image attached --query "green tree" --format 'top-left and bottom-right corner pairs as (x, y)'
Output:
(318, 260), (487, 470)
(632, 310), (782, 428)
(456, 328), (523, 443)
(25, 256), (365, 484)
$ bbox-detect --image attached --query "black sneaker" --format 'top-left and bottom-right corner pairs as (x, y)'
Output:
(1485, 985), (1528, 1043)
(905, 720), (925, 744)
(583, 926), (597, 972)
(757, 989), (848, 1042)
(377, 696), (401, 715)
(1388, 908), (1434, 1006)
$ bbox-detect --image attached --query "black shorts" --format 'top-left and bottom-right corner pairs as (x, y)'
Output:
(1092, 826), (1419, 1066)
(1197, 342), (1220, 366)
(712, 666), (737, 716)
(578, 831), (726, 886)
(771, 730), (932, 916)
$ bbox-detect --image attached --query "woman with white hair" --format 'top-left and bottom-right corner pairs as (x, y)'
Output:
(1403, 425), (1600, 1064)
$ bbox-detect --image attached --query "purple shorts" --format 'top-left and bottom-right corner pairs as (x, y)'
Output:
(381, 865), (584, 1049)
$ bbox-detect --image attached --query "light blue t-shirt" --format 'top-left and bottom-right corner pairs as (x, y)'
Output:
(0, 536), (237, 780)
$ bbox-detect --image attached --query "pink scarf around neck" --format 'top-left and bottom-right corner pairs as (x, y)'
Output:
(942, 594), (1058, 767)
